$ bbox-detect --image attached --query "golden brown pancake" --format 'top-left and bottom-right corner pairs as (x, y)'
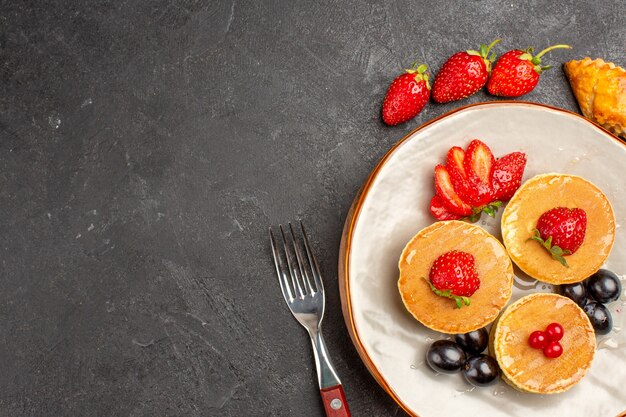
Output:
(398, 221), (513, 334)
(490, 293), (595, 394)
(501, 173), (615, 284)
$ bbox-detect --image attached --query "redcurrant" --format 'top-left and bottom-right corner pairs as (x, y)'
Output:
(528, 330), (548, 349)
(543, 341), (563, 358)
(545, 322), (564, 342)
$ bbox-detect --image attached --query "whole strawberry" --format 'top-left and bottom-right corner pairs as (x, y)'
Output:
(432, 39), (500, 103)
(424, 250), (480, 308)
(530, 207), (587, 267)
(382, 63), (431, 125)
(487, 44), (571, 97)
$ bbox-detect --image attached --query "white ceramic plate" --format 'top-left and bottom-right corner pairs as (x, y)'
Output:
(339, 102), (626, 417)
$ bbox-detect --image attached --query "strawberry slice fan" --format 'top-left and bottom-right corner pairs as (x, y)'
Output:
(430, 140), (527, 222)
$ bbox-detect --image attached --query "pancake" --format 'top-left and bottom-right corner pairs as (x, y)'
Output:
(398, 221), (513, 334)
(490, 293), (595, 394)
(501, 173), (615, 284)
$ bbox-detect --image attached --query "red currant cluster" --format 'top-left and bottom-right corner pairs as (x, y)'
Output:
(528, 322), (564, 358)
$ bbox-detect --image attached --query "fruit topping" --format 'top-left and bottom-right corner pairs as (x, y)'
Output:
(530, 207), (587, 267)
(424, 250), (480, 308)
(583, 302), (613, 335)
(463, 355), (500, 387)
(432, 39), (500, 103)
(429, 195), (462, 221)
(543, 341), (563, 359)
(491, 152), (527, 201)
(529, 323), (565, 357)
(382, 62), (431, 126)
(446, 147), (478, 204)
(545, 322), (564, 342)
(464, 139), (496, 206)
(455, 328), (489, 356)
(587, 269), (622, 303)
(426, 340), (466, 374)
(559, 282), (588, 307)
(487, 44), (572, 97)
(528, 330), (549, 349)
(434, 165), (472, 216)
(429, 140), (527, 222)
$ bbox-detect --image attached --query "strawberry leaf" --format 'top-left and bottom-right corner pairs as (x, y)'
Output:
(423, 277), (471, 309)
(528, 229), (571, 267)
(463, 200), (503, 223)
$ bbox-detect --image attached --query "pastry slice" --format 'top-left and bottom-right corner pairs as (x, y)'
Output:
(398, 221), (513, 334)
(490, 293), (595, 394)
(564, 57), (626, 138)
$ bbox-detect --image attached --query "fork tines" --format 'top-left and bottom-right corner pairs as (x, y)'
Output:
(269, 222), (324, 301)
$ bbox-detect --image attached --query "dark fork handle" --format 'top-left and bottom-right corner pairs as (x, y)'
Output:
(320, 385), (350, 417)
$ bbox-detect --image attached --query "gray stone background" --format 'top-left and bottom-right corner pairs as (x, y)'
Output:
(1, 1), (624, 416)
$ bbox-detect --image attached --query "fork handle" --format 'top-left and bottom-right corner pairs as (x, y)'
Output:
(320, 384), (350, 417)
(309, 330), (350, 416)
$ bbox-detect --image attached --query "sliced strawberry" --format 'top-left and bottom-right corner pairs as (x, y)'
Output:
(434, 165), (472, 216)
(430, 195), (462, 220)
(446, 146), (466, 175)
(447, 162), (478, 206)
(445, 147), (475, 204)
(464, 139), (495, 205)
(491, 152), (527, 201)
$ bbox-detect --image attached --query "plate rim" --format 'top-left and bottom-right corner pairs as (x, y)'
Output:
(337, 100), (626, 417)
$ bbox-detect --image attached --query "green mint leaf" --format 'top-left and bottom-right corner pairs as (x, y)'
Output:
(552, 253), (569, 267)
(423, 277), (471, 309)
(529, 229), (570, 268)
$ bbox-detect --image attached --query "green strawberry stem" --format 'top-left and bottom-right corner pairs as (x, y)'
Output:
(467, 39), (501, 72)
(423, 277), (471, 309)
(521, 44), (572, 73)
(406, 61), (430, 89)
(465, 201), (503, 223)
(528, 228), (571, 267)
(484, 39), (502, 55)
(534, 44), (572, 59)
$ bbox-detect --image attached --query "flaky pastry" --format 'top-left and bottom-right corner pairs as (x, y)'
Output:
(564, 58), (626, 138)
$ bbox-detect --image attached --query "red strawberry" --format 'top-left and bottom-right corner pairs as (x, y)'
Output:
(446, 146), (466, 175)
(430, 195), (462, 221)
(434, 165), (472, 216)
(430, 141), (527, 223)
(491, 152), (527, 201)
(382, 63), (431, 125)
(487, 44), (571, 97)
(446, 147), (478, 204)
(464, 139), (495, 206)
(424, 250), (480, 308)
(432, 40), (500, 103)
(530, 207), (587, 267)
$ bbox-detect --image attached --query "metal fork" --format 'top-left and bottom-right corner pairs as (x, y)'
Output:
(269, 222), (351, 417)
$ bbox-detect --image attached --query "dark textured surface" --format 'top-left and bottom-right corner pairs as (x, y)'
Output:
(1, 1), (624, 416)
